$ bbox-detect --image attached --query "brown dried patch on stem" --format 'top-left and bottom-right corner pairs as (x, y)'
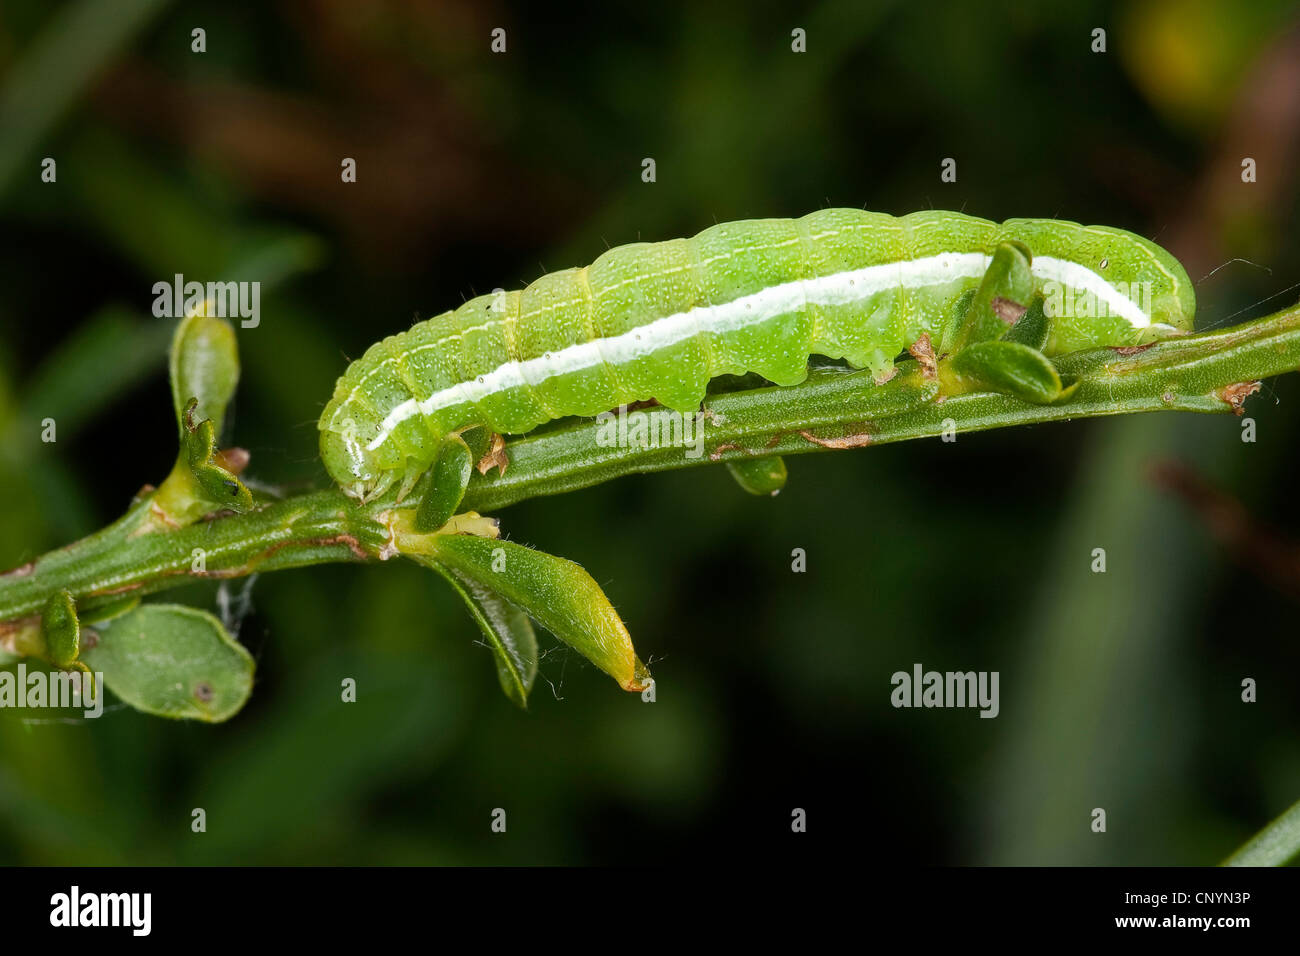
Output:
(171, 533), (373, 582)
(908, 333), (937, 380)
(799, 429), (872, 450)
(1111, 343), (1156, 356)
(145, 501), (182, 531)
(0, 562), (34, 578)
(476, 433), (509, 476)
(256, 533), (369, 564)
(708, 442), (743, 462)
(97, 581), (145, 597)
(0, 615), (40, 655)
(991, 296), (1027, 325)
(1218, 381), (1262, 416)
(375, 510), (400, 560)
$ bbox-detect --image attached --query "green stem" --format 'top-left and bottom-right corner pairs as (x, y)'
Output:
(1223, 796), (1300, 866)
(1, 489), (388, 632)
(463, 303), (1300, 510)
(1, 303), (1298, 629)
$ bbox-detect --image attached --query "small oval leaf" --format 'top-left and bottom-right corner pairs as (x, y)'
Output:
(169, 312), (239, 440)
(414, 436), (475, 531)
(82, 604), (254, 722)
(949, 340), (1068, 405)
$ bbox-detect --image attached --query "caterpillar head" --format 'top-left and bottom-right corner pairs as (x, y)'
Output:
(320, 419), (392, 502)
(1146, 260), (1197, 336)
(1007, 220), (1197, 352)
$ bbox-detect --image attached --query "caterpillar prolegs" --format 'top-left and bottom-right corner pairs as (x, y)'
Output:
(319, 208), (1195, 504)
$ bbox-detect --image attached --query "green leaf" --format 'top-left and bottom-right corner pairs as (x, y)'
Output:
(143, 308), (251, 526)
(948, 340), (1075, 405)
(726, 456), (788, 496)
(148, 332), (253, 525)
(184, 417), (254, 512)
(170, 312), (240, 440)
(1001, 296), (1050, 351)
(428, 535), (650, 693)
(943, 240), (1036, 354)
(414, 436), (475, 532)
(82, 604), (255, 722)
(460, 426), (496, 465)
(421, 559), (539, 707)
(1223, 797), (1300, 866)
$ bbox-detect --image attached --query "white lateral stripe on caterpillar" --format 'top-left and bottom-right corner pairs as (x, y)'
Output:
(328, 237), (817, 426)
(364, 252), (1150, 451)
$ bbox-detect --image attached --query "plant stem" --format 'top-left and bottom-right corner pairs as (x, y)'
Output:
(2, 302), (1298, 628)
(1224, 796), (1300, 866)
(462, 303), (1300, 511)
(1, 489), (389, 632)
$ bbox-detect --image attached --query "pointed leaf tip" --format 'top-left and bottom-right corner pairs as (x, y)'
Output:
(428, 535), (647, 693)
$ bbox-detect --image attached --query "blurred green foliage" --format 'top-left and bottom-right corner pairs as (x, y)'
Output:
(1, 0), (1299, 864)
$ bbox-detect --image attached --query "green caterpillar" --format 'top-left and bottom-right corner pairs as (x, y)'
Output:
(319, 208), (1195, 503)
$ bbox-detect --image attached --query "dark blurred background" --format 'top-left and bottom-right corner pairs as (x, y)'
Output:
(1, 0), (1299, 865)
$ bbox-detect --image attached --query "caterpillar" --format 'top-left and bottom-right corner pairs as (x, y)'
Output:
(320, 208), (1195, 502)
